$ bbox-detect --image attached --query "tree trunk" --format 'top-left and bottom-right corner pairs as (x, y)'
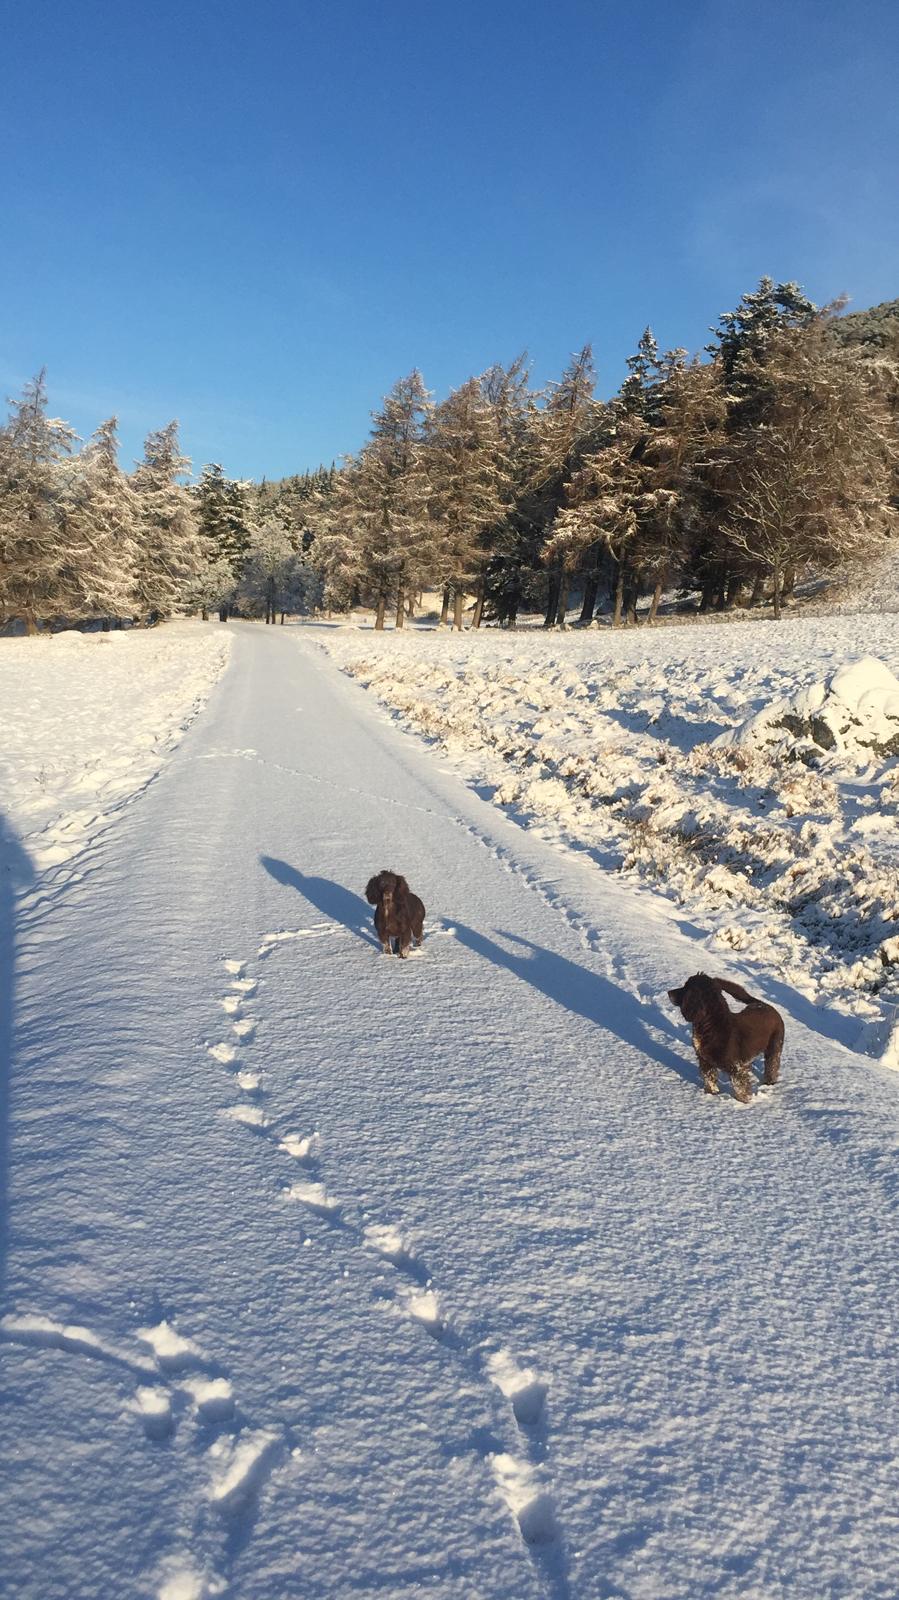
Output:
(280, 612), (286, 624)
(471, 579), (485, 629)
(579, 573), (599, 624)
(612, 564), (625, 627)
(782, 565), (795, 601)
(748, 569), (765, 607)
(395, 588), (405, 629)
(555, 573), (571, 628)
(453, 588), (464, 630)
(648, 577), (664, 623)
(374, 596), (386, 631)
(25, 609), (39, 636)
(439, 586), (450, 627)
(772, 561), (783, 620)
(544, 562), (561, 628)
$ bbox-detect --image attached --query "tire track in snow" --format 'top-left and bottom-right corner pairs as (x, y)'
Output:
(208, 938), (569, 1597)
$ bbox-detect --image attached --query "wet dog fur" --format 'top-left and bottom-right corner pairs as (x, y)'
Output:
(667, 973), (784, 1103)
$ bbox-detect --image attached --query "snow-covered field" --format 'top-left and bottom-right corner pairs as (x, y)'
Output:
(0, 623), (231, 872)
(3, 617), (899, 1600)
(319, 614), (899, 1062)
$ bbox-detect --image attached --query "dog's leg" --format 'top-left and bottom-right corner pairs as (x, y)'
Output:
(763, 1035), (782, 1086)
(731, 1066), (753, 1103)
(697, 1057), (720, 1095)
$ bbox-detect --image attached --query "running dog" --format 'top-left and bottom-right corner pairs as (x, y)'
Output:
(667, 973), (784, 1103)
(365, 870), (425, 958)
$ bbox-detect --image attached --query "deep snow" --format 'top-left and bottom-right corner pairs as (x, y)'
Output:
(2, 620), (899, 1600)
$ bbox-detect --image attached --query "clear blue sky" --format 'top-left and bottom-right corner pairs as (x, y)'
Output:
(2, 0), (897, 481)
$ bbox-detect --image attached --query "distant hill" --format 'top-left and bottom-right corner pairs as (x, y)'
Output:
(829, 297), (899, 355)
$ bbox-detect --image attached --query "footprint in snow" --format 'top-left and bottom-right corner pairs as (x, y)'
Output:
(131, 1385), (174, 1441)
(220, 995), (242, 1017)
(235, 1069), (262, 1093)
(231, 1018), (256, 1041)
(208, 1041), (237, 1066)
(137, 1320), (207, 1375)
(278, 1131), (320, 1162)
(222, 959), (244, 977)
(207, 1428), (282, 1513)
(230, 977), (257, 996)
(221, 1103), (268, 1129)
(487, 1349), (547, 1429)
(489, 1451), (560, 1549)
(181, 1376), (235, 1423)
(283, 1179), (340, 1218)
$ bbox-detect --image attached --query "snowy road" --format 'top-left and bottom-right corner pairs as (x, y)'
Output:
(3, 622), (899, 1600)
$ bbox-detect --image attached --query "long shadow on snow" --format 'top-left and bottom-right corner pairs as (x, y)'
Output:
(260, 857), (378, 945)
(452, 924), (694, 1087)
(0, 814), (35, 1300)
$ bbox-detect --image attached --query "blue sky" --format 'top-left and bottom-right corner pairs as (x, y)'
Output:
(2, 0), (897, 481)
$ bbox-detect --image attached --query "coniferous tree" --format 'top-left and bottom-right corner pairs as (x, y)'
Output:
(0, 372), (76, 630)
(426, 376), (510, 629)
(131, 422), (204, 621)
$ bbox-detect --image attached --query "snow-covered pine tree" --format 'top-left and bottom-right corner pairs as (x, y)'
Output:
(426, 376), (510, 629)
(195, 463), (253, 580)
(308, 459), (365, 613)
(58, 417), (140, 624)
(525, 346), (602, 626)
(352, 371), (432, 629)
(721, 318), (897, 616)
(131, 422), (205, 621)
(0, 371), (76, 631)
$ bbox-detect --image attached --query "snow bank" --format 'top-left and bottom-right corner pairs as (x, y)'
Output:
(316, 615), (899, 1042)
(0, 622), (231, 872)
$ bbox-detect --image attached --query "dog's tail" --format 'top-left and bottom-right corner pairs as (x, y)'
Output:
(715, 976), (762, 1008)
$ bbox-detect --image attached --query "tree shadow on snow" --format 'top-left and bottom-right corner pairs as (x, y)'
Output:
(259, 857), (377, 945)
(452, 924), (694, 1087)
(0, 813), (35, 1298)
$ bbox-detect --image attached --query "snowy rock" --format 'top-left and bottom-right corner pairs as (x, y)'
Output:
(717, 656), (899, 762)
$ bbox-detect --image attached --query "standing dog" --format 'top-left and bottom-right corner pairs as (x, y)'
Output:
(667, 973), (784, 1103)
(365, 870), (425, 958)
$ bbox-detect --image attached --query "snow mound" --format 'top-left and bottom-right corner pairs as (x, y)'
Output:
(717, 656), (899, 763)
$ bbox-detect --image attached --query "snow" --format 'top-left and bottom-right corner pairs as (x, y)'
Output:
(319, 614), (899, 1059)
(3, 617), (899, 1598)
(0, 622), (231, 871)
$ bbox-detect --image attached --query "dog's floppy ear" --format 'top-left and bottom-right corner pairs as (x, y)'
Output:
(394, 874), (410, 899)
(668, 986), (685, 1007)
(365, 875), (381, 905)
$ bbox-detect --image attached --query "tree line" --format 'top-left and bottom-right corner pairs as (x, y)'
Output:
(1, 279), (896, 633)
(0, 374), (323, 632)
(313, 279), (898, 628)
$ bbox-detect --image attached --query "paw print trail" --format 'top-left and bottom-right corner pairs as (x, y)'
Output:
(1, 1310), (285, 1599)
(207, 937), (570, 1598)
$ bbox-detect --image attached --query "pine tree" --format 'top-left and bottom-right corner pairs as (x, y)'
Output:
(352, 371), (432, 629)
(0, 371), (76, 630)
(426, 377), (510, 629)
(60, 417), (139, 623)
(196, 463), (253, 577)
(131, 422), (205, 621)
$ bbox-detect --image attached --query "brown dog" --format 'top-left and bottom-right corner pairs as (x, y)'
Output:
(667, 973), (784, 1103)
(365, 870), (425, 958)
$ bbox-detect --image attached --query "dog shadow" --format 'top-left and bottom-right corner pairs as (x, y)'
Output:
(451, 924), (694, 1086)
(260, 857), (377, 945)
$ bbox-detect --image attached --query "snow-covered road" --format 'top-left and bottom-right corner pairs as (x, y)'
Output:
(3, 622), (898, 1600)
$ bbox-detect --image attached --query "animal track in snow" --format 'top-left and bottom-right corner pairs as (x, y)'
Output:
(219, 995), (241, 1017)
(221, 1103), (268, 1128)
(232, 1018), (256, 1040)
(487, 1349), (548, 1429)
(236, 1068), (262, 1092)
(279, 1131), (319, 1162)
(181, 1376), (235, 1423)
(0, 1312), (155, 1375)
(207, 1041), (237, 1066)
(397, 1285), (444, 1338)
(230, 977), (257, 996)
(283, 1179), (340, 1217)
(137, 1320), (206, 1374)
(131, 1385), (174, 1440)
(207, 1428), (282, 1511)
(489, 1452), (559, 1548)
(222, 959), (244, 977)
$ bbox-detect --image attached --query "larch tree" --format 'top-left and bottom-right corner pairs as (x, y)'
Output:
(352, 371), (432, 630)
(59, 417), (140, 624)
(0, 371), (76, 631)
(426, 376), (510, 629)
